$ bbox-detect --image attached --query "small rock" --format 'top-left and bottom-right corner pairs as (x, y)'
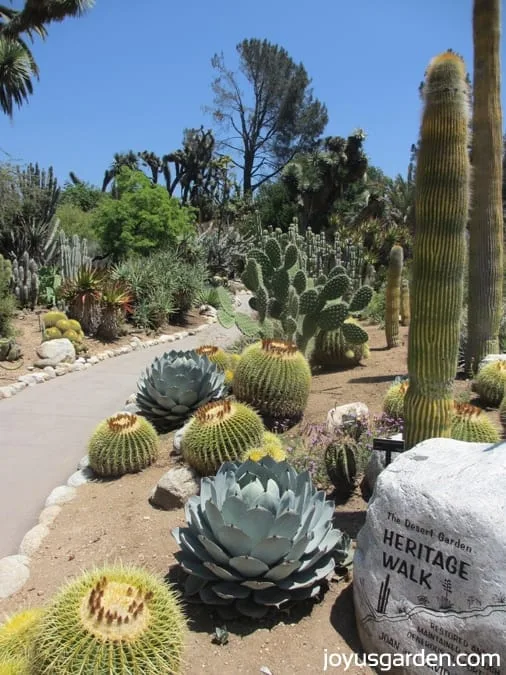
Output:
(176, 331), (189, 340)
(326, 402), (369, 433)
(0, 555), (30, 598)
(199, 304), (218, 318)
(34, 358), (61, 369)
(188, 330), (196, 336)
(18, 374), (40, 386)
(78, 455), (90, 470)
(478, 353), (506, 371)
(71, 362), (86, 372)
(125, 393), (137, 405)
(36, 338), (76, 364)
(32, 372), (47, 384)
(105, 350), (114, 358)
(27, 365), (34, 371)
(67, 467), (95, 487)
(130, 341), (140, 349)
(87, 355), (99, 365)
(43, 366), (56, 379)
(38, 505), (62, 525)
(45, 485), (77, 507)
(0, 386), (13, 399)
(150, 466), (200, 510)
(158, 334), (171, 343)
(119, 345), (132, 354)
(122, 403), (139, 414)
(55, 363), (73, 376)
(19, 524), (50, 556)
(173, 423), (190, 454)
(76, 356), (86, 364)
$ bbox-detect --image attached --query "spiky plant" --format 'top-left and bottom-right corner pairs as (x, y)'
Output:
(136, 350), (226, 431)
(195, 345), (229, 371)
(42, 311), (67, 328)
(400, 279), (410, 326)
(473, 360), (506, 407)
(312, 318), (370, 368)
(245, 431), (286, 462)
(172, 458), (351, 618)
(324, 439), (359, 499)
(60, 266), (103, 335)
(55, 319), (71, 333)
(233, 340), (311, 428)
(28, 566), (186, 675)
(181, 400), (265, 475)
(88, 412), (159, 478)
(450, 403), (500, 443)
(63, 328), (82, 343)
(96, 280), (132, 341)
(404, 51), (471, 448)
(0, 608), (44, 663)
(385, 244), (403, 348)
(383, 379), (409, 419)
(500, 395), (506, 437)
(43, 326), (62, 340)
(0, 657), (29, 674)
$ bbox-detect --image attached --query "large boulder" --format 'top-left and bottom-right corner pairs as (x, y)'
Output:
(354, 438), (506, 674)
(36, 338), (76, 365)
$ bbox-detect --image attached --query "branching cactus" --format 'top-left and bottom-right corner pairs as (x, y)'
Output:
(385, 244), (403, 347)
(11, 251), (39, 309)
(404, 51), (471, 449)
(58, 232), (92, 281)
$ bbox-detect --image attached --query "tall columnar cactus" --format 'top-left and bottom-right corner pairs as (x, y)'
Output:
(466, 0), (503, 375)
(400, 279), (410, 326)
(404, 51), (471, 449)
(10, 251), (39, 309)
(58, 231), (92, 282)
(385, 245), (403, 348)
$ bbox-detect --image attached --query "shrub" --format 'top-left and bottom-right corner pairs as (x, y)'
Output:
(0, 255), (15, 338)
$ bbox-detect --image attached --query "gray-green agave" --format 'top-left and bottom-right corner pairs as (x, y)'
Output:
(136, 350), (226, 431)
(172, 457), (351, 618)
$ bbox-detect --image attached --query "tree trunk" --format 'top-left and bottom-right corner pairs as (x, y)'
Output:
(466, 0), (503, 374)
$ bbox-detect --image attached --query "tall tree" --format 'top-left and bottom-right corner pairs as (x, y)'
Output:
(101, 151), (139, 192)
(210, 38), (328, 194)
(466, 0), (503, 374)
(0, 1), (94, 117)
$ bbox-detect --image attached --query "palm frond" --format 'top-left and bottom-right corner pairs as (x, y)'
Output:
(0, 37), (37, 118)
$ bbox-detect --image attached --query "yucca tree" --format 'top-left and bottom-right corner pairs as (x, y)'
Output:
(0, 1), (94, 118)
(101, 151), (139, 193)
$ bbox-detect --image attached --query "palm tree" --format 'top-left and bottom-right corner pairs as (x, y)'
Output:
(0, 0), (94, 118)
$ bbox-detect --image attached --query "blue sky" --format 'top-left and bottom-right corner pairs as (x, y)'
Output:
(0, 0), (503, 188)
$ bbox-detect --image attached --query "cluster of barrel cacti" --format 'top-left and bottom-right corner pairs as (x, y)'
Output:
(42, 311), (85, 348)
(10, 251), (39, 309)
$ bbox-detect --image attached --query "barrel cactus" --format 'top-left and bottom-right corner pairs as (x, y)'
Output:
(0, 658), (28, 674)
(245, 431), (286, 462)
(473, 360), (506, 407)
(383, 379), (409, 420)
(233, 340), (311, 427)
(0, 609), (44, 663)
(172, 458), (351, 618)
(42, 311), (67, 328)
(195, 345), (229, 371)
(88, 412), (160, 478)
(450, 403), (500, 443)
(312, 318), (370, 368)
(43, 327), (62, 340)
(136, 350), (227, 431)
(55, 319), (72, 333)
(181, 400), (265, 475)
(324, 438), (366, 499)
(28, 566), (186, 674)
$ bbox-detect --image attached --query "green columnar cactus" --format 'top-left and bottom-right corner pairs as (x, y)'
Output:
(88, 413), (160, 477)
(11, 251), (39, 309)
(404, 51), (471, 449)
(466, 0), (503, 374)
(400, 279), (410, 326)
(233, 339), (311, 427)
(385, 245), (403, 347)
(29, 566), (186, 674)
(473, 360), (506, 407)
(181, 400), (265, 475)
(450, 403), (500, 443)
(58, 231), (92, 282)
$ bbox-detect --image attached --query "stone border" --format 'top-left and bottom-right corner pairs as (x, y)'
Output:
(0, 317), (217, 402)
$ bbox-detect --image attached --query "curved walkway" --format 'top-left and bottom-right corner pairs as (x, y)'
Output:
(0, 296), (249, 558)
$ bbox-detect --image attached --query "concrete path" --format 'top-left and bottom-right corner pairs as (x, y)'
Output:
(0, 296), (249, 558)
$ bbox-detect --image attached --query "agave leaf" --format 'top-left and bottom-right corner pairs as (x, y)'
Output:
(212, 581), (251, 600)
(241, 479), (266, 505)
(250, 536), (292, 566)
(235, 598), (269, 618)
(285, 534), (311, 562)
(205, 561), (242, 582)
(307, 492), (328, 532)
(298, 531), (341, 572)
(198, 534), (231, 566)
(229, 555), (270, 577)
(253, 587), (291, 607)
(216, 525), (253, 557)
(240, 507), (275, 544)
(264, 559), (301, 581)
(185, 574), (208, 596)
(240, 579), (276, 590)
(177, 390), (200, 407)
(171, 404), (192, 415)
(253, 491), (279, 514)
(179, 529), (210, 562)
(199, 585), (235, 605)
(200, 477), (213, 510)
(291, 584), (322, 602)
(268, 510), (300, 540)
(265, 478), (280, 502)
(277, 489), (296, 515)
(221, 496), (248, 528)
(278, 554), (335, 590)
(204, 501), (226, 538)
(177, 555), (217, 580)
(294, 504), (316, 542)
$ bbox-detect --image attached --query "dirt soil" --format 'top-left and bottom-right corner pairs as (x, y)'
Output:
(0, 308), (207, 384)
(0, 322), (498, 674)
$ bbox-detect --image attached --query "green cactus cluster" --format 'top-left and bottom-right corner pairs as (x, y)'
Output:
(11, 251), (39, 309)
(233, 340), (311, 427)
(383, 379), (409, 419)
(218, 233), (372, 356)
(245, 431), (286, 462)
(29, 566), (186, 674)
(0, 338), (21, 362)
(312, 317), (370, 368)
(450, 403), (500, 443)
(324, 438), (362, 499)
(181, 399), (265, 475)
(474, 360), (506, 407)
(88, 412), (160, 478)
(385, 244), (403, 348)
(195, 345), (229, 372)
(42, 312), (85, 345)
(58, 231), (92, 282)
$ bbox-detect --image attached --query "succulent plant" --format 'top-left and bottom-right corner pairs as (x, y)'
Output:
(324, 439), (359, 499)
(42, 311), (67, 328)
(0, 608), (44, 663)
(67, 318), (82, 333)
(385, 245), (403, 348)
(11, 251), (39, 309)
(43, 327), (62, 340)
(55, 319), (71, 333)
(400, 279), (410, 326)
(233, 340), (311, 428)
(29, 566), (186, 674)
(245, 431), (286, 462)
(136, 350), (227, 431)
(172, 458), (351, 618)
(500, 395), (506, 437)
(0, 338), (21, 362)
(450, 403), (500, 443)
(0, 658), (29, 675)
(474, 360), (506, 407)
(63, 328), (81, 343)
(312, 318), (370, 368)
(195, 345), (229, 371)
(181, 400), (265, 475)
(88, 412), (160, 478)
(383, 378), (409, 420)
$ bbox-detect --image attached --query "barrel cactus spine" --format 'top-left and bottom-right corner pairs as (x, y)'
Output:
(0, 609), (44, 663)
(385, 245), (403, 347)
(404, 51), (471, 449)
